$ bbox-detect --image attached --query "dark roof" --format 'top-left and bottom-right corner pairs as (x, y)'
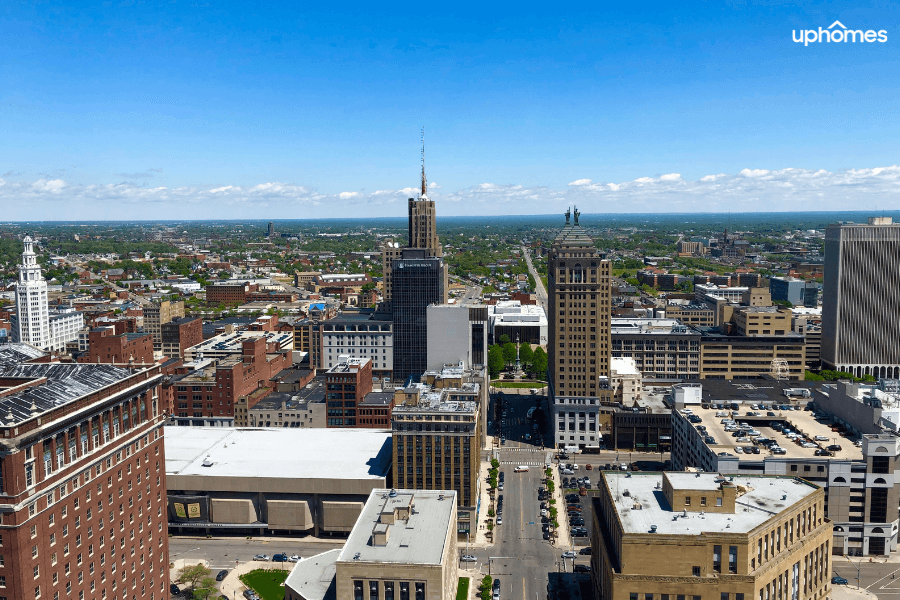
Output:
(0, 343), (47, 368)
(0, 363), (133, 425)
(696, 379), (824, 403)
(360, 392), (394, 406)
(124, 333), (151, 341)
(697, 327), (804, 341)
(271, 368), (314, 384)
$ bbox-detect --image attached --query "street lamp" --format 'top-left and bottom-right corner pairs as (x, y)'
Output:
(846, 555), (862, 589)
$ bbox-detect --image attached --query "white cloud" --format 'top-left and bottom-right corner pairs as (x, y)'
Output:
(1, 165), (899, 219)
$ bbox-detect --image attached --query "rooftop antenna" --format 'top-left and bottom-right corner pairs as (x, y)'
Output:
(420, 127), (427, 199)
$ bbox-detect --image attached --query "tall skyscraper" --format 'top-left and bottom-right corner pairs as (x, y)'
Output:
(381, 139), (447, 304)
(11, 237), (84, 352)
(822, 217), (900, 378)
(12, 235), (50, 349)
(267, 221), (275, 238)
(391, 249), (445, 383)
(548, 208), (612, 450)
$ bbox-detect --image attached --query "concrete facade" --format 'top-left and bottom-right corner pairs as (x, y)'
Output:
(426, 303), (489, 372)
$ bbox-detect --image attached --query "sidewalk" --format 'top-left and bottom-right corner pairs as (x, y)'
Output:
(470, 457), (496, 548)
(548, 463), (572, 550)
(831, 585), (878, 600)
(219, 560), (290, 599)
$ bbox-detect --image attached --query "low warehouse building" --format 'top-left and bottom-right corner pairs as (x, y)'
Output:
(165, 427), (393, 536)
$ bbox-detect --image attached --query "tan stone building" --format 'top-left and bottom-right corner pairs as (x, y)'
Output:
(392, 383), (480, 536)
(698, 332), (806, 380)
(592, 472), (831, 600)
(285, 489), (458, 600)
(143, 299), (184, 351)
(549, 208), (613, 450)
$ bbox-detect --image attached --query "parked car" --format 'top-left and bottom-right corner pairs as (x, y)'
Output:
(561, 551), (577, 559)
(289, 555), (301, 562)
(831, 576), (848, 585)
(827, 444), (843, 452)
(171, 584), (182, 596)
(579, 547), (592, 555)
(216, 570), (229, 581)
(252, 554), (270, 561)
(461, 555), (477, 562)
(574, 564), (591, 573)
(570, 518), (585, 526)
(272, 553), (289, 562)
(585, 464), (593, 470)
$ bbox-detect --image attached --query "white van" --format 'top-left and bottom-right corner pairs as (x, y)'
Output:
(514, 466), (529, 473)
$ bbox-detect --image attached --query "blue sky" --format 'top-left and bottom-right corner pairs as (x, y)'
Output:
(1, 1), (898, 219)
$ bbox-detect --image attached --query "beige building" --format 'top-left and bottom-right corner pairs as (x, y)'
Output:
(143, 299), (184, 351)
(549, 208), (613, 450)
(392, 382), (481, 535)
(699, 332), (806, 380)
(665, 302), (716, 328)
(610, 357), (642, 404)
(285, 489), (458, 600)
(592, 472), (832, 600)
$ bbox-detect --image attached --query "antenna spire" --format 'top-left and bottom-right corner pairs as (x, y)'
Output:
(420, 127), (427, 198)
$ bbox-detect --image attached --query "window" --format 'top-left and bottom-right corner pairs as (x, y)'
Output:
(716, 498), (723, 507)
(729, 546), (738, 574)
(415, 583), (424, 600)
(713, 545), (721, 573)
(692, 566), (701, 577)
(685, 497), (691, 506)
(385, 582), (394, 600)
(399, 583), (409, 600)
(370, 581), (379, 600)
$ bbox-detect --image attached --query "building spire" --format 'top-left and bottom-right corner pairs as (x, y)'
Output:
(420, 127), (427, 198)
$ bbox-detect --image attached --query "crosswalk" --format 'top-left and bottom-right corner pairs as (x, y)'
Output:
(499, 460), (545, 466)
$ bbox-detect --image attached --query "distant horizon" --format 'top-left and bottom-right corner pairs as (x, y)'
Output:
(4, 208), (899, 226)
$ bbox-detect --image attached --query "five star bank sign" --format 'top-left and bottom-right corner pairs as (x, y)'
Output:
(793, 20), (888, 46)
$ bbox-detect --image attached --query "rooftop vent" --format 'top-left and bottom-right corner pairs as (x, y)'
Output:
(201, 455), (213, 467)
(649, 524), (658, 533)
(353, 552), (361, 560)
(389, 489), (397, 497)
(623, 489), (630, 497)
(438, 494), (444, 501)
(781, 494), (787, 500)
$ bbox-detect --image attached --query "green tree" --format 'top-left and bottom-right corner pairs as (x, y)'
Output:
(531, 347), (547, 378)
(488, 345), (505, 379)
(498, 334), (511, 344)
(519, 343), (534, 367)
(176, 563), (214, 597)
(501, 342), (517, 366)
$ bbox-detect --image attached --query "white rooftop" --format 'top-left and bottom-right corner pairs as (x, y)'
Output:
(338, 489), (455, 565)
(285, 549), (339, 600)
(165, 427), (392, 480)
(605, 472), (817, 536)
(611, 357), (640, 376)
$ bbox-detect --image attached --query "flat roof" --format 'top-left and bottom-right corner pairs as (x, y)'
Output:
(604, 472), (818, 535)
(681, 401), (863, 461)
(164, 427), (392, 480)
(338, 489), (454, 565)
(285, 550), (339, 600)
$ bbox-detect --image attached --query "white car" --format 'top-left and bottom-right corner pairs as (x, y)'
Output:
(562, 551), (577, 559)
(814, 435), (829, 441)
(461, 555), (477, 562)
(288, 555), (301, 562)
(735, 446), (744, 454)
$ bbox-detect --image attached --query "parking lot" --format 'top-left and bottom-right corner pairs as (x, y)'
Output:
(682, 402), (864, 461)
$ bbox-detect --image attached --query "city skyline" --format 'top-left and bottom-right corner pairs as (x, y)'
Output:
(2, 2), (898, 219)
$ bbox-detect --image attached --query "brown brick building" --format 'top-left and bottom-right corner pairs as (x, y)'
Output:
(324, 357), (373, 428)
(205, 282), (258, 307)
(77, 328), (154, 364)
(160, 317), (203, 359)
(0, 361), (169, 600)
(169, 337), (291, 426)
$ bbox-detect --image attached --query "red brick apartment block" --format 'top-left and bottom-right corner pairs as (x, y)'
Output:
(0, 362), (169, 600)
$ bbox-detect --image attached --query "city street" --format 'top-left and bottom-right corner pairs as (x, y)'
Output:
(521, 246), (547, 311)
(168, 536), (346, 572)
(831, 557), (900, 597)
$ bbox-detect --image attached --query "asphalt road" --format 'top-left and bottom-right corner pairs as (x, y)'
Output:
(462, 452), (590, 600)
(831, 558), (900, 597)
(169, 536), (345, 571)
(522, 246), (547, 310)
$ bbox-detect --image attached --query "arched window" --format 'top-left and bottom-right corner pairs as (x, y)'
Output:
(833, 476), (846, 483)
(872, 527), (885, 534)
(570, 264), (584, 284)
(874, 478), (887, 485)
(834, 526), (844, 532)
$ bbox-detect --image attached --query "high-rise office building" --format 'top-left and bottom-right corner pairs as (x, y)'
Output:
(822, 217), (900, 378)
(11, 237), (84, 352)
(391, 249), (445, 383)
(267, 221), (275, 238)
(548, 208), (612, 450)
(381, 145), (447, 304)
(12, 236), (50, 349)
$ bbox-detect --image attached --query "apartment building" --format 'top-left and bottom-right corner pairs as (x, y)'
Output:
(321, 310), (393, 378)
(142, 300), (184, 352)
(0, 361), (169, 600)
(591, 472), (831, 600)
(324, 357), (373, 427)
(159, 316), (202, 359)
(392, 384), (481, 535)
(611, 318), (700, 380)
(77, 328), (154, 364)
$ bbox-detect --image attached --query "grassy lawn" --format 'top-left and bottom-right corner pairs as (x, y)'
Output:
(491, 380), (546, 388)
(240, 569), (289, 600)
(457, 577), (470, 600)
